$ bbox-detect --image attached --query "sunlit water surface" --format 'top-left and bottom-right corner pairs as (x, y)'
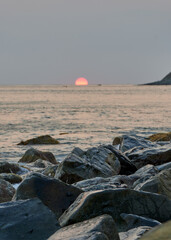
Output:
(0, 85), (171, 163)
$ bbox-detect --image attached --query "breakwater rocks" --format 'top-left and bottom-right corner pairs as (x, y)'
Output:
(0, 133), (171, 239)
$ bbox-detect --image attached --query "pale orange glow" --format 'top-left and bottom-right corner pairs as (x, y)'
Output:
(75, 78), (88, 86)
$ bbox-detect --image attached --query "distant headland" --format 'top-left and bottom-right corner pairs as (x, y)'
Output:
(143, 72), (171, 85)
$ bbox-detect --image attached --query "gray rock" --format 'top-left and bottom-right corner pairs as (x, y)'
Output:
(119, 226), (151, 240)
(0, 173), (22, 184)
(42, 165), (59, 177)
(134, 169), (171, 199)
(120, 213), (161, 229)
(126, 145), (171, 169)
(13, 172), (83, 218)
(19, 148), (58, 164)
(59, 189), (171, 229)
(73, 175), (134, 192)
(33, 159), (53, 168)
(0, 161), (21, 174)
(48, 215), (120, 240)
(114, 135), (159, 152)
(0, 178), (15, 203)
(0, 198), (60, 240)
(156, 162), (171, 171)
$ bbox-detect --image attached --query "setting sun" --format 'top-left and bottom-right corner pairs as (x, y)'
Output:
(75, 77), (88, 86)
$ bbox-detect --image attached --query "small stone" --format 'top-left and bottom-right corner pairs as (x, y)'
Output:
(17, 135), (60, 145)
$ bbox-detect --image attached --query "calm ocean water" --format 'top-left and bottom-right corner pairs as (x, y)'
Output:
(0, 85), (171, 163)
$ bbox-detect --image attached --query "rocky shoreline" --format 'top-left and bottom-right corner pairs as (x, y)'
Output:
(0, 133), (171, 240)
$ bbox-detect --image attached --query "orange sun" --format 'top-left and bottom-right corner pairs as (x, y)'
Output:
(75, 77), (88, 86)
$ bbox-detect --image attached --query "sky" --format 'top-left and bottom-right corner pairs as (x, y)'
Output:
(0, 0), (171, 85)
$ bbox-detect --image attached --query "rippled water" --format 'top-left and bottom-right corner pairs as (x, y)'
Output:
(0, 85), (171, 162)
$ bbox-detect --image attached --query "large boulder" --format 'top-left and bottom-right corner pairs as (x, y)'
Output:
(140, 220), (171, 240)
(13, 173), (83, 218)
(17, 135), (60, 145)
(0, 179), (15, 203)
(0, 198), (60, 240)
(119, 226), (151, 240)
(59, 189), (171, 228)
(48, 214), (120, 240)
(19, 148), (58, 164)
(134, 169), (171, 199)
(55, 145), (136, 184)
(0, 161), (21, 174)
(0, 173), (22, 184)
(126, 145), (171, 169)
(148, 132), (171, 142)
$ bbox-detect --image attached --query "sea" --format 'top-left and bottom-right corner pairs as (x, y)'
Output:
(0, 85), (171, 163)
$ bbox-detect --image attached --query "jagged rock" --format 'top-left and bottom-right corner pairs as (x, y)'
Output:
(144, 72), (171, 85)
(120, 213), (161, 229)
(55, 145), (136, 184)
(0, 173), (22, 184)
(13, 173), (83, 218)
(59, 189), (171, 229)
(119, 226), (151, 240)
(0, 161), (20, 174)
(0, 198), (60, 240)
(148, 132), (171, 142)
(19, 148), (57, 164)
(156, 162), (171, 171)
(0, 179), (15, 203)
(17, 135), (60, 145)
(114, 135), (158, 152)
(134, 169), (171, 199)
(73, 175), (135, 192)
(71, 147), (85, 157)
(48, 215), (120, 240)
(131, 165), (159, 189)
(140, 220), (171, 240)
(126, 145), (171, 169)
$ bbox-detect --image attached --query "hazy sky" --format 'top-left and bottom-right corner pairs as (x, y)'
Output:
(0, 0), (171, 85)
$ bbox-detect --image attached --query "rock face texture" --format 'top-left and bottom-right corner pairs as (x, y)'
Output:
(48, 214), (120, 240)
(59, 189), (171, 228)
(19, 148), (58, 164)
(13, 173), (83, 218)
(17, 135), (60, 145)
(144, 72), (171, 85)
(0, 198), (60, 240)
(140, 220), (171, 240)
(0, 179), (15, 203)
(55, 145), (136, 184)
(126, 145), (171, 169)
(0, 173), (22, 184)
(148, 132), (171, 142)
(0, 161), (20, 174)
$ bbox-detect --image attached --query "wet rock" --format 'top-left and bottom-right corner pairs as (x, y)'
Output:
(120, 213), (161, 229)
(156, 162), (171, 171)
(135, 169), (171, 199)
(148, 132), (171, 142)
(55, 151), (120, 184)
(17, 134), (60, 145)
(42, 165), (59, 178)
(71, 147), (85, 157)
(73, 175), (135, 192)
(0, 173), (22, 184)
(140, 220), (171, 240)
(59, 189), (171, 228)
(126, 145), (171, 169)
(114, 135), (158, 152)
(19, 148), (58, 164)
(0, 179), (15, 203)
(0, 161), (20, 174)
(13, 173), (83, 218)
(0, 198), (60, 240)
(119, 226), (151, 240)
(48, 214), (120, 240)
